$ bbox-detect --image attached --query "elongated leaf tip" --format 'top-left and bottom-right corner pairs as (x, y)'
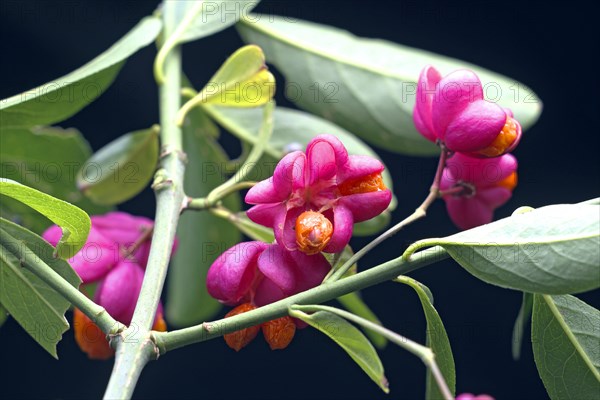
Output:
(381, 376), (390, 393)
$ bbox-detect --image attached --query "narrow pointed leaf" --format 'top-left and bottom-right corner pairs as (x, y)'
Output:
(77, 126), (159, 206)
(290, 309), (389, 393)
(181, 45), (275, 115)
(166, 108), (241, 327)
(237, 14), (542, 156)
(512, 292), (533, 360)
(396, 276), (456, 399)
(337, 293), (387, 349)
(405, 204), (600, 294)
(0, 126), (111, 233)
(0, 17), (161, 128)
(532, 294), (600, 399)
(0, 218), (81, 357)
(0, 179), (90, 258)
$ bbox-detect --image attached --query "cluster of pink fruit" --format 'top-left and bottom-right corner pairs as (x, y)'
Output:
(41, 67), (514, 399)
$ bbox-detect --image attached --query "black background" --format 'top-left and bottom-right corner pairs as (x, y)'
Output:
(0, 1), (598, 399)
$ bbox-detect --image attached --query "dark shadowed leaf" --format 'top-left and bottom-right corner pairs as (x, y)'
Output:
(532, 294), (600, 399)
(0, 303), (8, 327)
(396, 276), (455, 399)
(77, 127), (159, 206)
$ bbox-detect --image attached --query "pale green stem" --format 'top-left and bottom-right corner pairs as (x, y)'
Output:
(184, 181), (257, 211)
(176, 74), (274, 127)
(104, 2), (185, 398)
(105, 336), (157, 398)
(208, 205), (234, 220)
(0, 230), (120, 334)
(327, 149), (449, 282)
(208, 181), (257, 203)
(153, 0), (204, 85)
(289, 304), (453, 400)
(152, 246), (449, 353)
(403, 238), (445, 259)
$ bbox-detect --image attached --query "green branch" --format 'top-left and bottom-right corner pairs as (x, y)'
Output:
(103, 2), (185, 398)
(327, 149), (449, 282)
(153, 246), (449, 353)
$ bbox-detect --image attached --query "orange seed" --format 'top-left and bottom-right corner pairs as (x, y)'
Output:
(223, 303), (261, 352)
(497, 171), (518, 191)
(477, 116), (519, 157)
(262, 316), (296, 350)
(73, 308), (114, 360)
(338, 172), (387, 196)
(295, 211), (333, 255)
(152, 312), (167, 332)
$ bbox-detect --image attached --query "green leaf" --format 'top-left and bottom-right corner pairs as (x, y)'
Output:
(337, 293), (387, 349)
(0, 17), (162, 128)
(0, 179), (90, 258)
(0, 218), (81, 357)
(405, 204), (600, 294)
(204, 105), (396, 234)
(512, 292), (533, 360)
(395, 276), (456, 400)
(237, 15), (542, 156)
(203, 45), (273, 107)
(0, 303), (8, 327)
(532, 294), (600, 399)
(290, 309), (389, 393)
(178, 46), (275, 122)
(166, 108), (242, 327)
(173, 0), (261, 43)
(0, 126), (112, 233)
(207, 106), (393, 187)
(77, 126), (160, 206)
